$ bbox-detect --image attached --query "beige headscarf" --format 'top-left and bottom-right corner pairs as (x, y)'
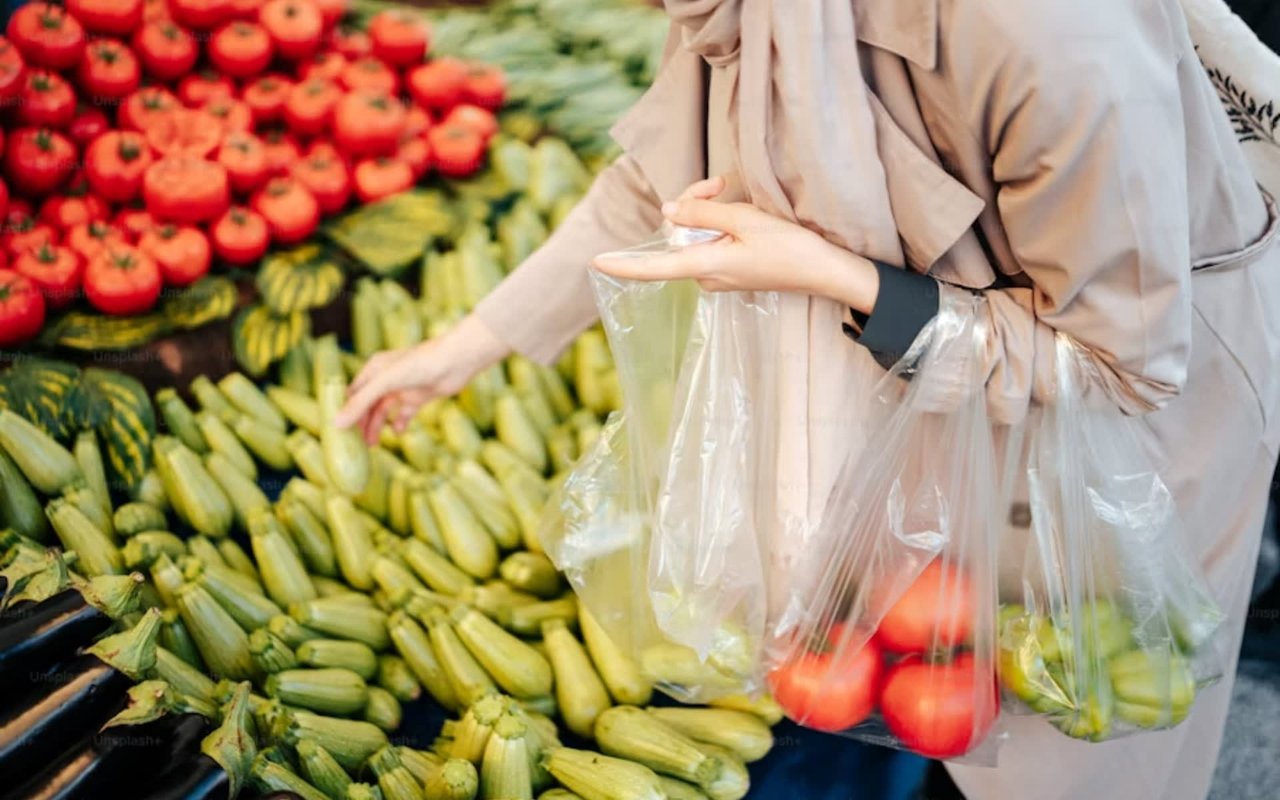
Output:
(662, 0), (904, 263)
(620, 1), (910, 613)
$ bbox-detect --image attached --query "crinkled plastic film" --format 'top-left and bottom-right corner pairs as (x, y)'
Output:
(994, 334), (1226, 744)
(542, 223), (777, 702)
(765, 290), (1004, 763)
(767, 292), (1227, 762)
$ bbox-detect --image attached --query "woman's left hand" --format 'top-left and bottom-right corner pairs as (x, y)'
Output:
(591, 176), (881, 313)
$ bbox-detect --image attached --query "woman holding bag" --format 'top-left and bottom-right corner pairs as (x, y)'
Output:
(340, 1), (1280, 798)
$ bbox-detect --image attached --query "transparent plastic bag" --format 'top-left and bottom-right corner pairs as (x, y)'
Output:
(764, 290), (1004, 763)
(993, 334), (1226, 743)
(542, 222), (779, 701)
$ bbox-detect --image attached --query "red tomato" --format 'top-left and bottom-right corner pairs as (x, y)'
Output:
(17, 70), (76, 129)
(5, 199), (33, 227)
(67, 106), (110, 148)
(283, 77), (339, 136)
(7, 4), (86, 70)
(427, 123), (484, 178)
(133, 21), (199, 81)
(139, 223), (209, 286)
(241, 74), (292, 124)
(210, 205), (267, 265)
(77, 39), (141, 101)
(210, 21), (274, 78)
(353, 157), (413, 203)
(217, 130), (269, 194)
(329, 26), (368, 59)
(85, 130), (153, 203)
(769, 638), (884, 733)
(259, 129), (301, 176)
(5, 219), (57, 258)
(226, 0), (262, 20)
(251, 177), (317, 244)
(113, 207), (154, 241)
(462, 63), (505, 111)
(339, 56), (399, 95)
(334, 91), (406, 158)
(118, 86), (179, 132)
(143, 157), (230, 223)
(290, 149), (349, 214)
(367, 10), (427, 68)
(0, 269), (45, 346)
(258, 0), (322, 62)
(403, 106), (431, 140)
(442, 103), (498, 143)
(14, 242), (81, 307)
(66, 0), (143, 35)
(66, 219), (125, 262)
(0, 36), (26, 105)
(879, 653), (999, 759)
(145, 108), (224, 158)
(396, 137), (430, 180)
(83, 244), (161, 314)
(5, 128), (77, 196)
(168, 0), (232, 30)
(202, 95), (254, 132)
(876, 560), (975, 655)
(177, 71), (235, 107)
(297, 50), (345, 83)
(310, 0), (344, 30)
(142, 0), (170, 21)
(39, 191), (109, 231)
(0, 177), (7, 222)
(406, 58), (466, 112)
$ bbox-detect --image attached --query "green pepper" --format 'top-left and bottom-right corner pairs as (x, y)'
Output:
(1041, 663), (1114, 742)
(1109, 648), (1196, 729)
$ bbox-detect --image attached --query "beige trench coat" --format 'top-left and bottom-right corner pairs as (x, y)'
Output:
(475, 1), (1280, 797)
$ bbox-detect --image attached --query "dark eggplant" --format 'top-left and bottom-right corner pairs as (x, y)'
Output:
(0, 574), (145, 684)
(0, 654), (131, 785)
(0, 592), (109, 683)
(138, 681), (256, 800)
(135, 755), (231, 800)
(0, 610), (162, 787)
(3, 713), (211, 800)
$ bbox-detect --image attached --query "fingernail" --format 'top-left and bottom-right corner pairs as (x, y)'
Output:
(661, 201), (677, 216)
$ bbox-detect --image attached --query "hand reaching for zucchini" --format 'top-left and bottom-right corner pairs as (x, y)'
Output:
(336, 315), (510, 444)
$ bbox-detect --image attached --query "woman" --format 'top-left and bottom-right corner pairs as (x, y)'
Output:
(340, 1), (1280, 797)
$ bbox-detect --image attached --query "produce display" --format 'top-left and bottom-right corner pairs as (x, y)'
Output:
(0, 0), (507, 352)
(412, 0), (668, 163)
(0, 296), (782, 798)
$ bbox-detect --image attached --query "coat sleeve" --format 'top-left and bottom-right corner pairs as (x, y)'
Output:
(855, 0), (1196, 421)
(472, 154), (665, 364)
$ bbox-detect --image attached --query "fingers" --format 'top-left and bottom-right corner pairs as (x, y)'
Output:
(335, 373), (390, 430)
(392, 401), (417, 433)
(592, 243), (721, 282)
(660, 198), (752, 236)
(677, 175), (727, 201)
(361, 394), (397, 446)
(347, 351), (392, 398)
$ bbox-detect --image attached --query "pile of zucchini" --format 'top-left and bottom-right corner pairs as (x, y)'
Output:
(1, 294), (780, 800)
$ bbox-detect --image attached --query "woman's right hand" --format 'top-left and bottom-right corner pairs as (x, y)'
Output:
(335, 314), (510, 445)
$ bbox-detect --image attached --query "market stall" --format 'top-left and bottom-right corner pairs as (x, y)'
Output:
(0, 0), (932, 797)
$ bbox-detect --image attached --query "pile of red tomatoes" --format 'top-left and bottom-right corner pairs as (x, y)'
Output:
(0, 0), (504, 347)
(768, 560), (1001, 759)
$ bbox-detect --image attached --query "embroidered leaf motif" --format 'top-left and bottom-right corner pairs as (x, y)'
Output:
(1198, 49), (1280, 146)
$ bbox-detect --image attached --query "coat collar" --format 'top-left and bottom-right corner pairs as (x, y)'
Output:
(854, 0), (940, 72)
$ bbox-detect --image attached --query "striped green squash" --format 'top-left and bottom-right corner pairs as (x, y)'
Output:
(233, 304), (311, 378)
(163, 276), (239, 330)
(256, 245), (346, 314)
